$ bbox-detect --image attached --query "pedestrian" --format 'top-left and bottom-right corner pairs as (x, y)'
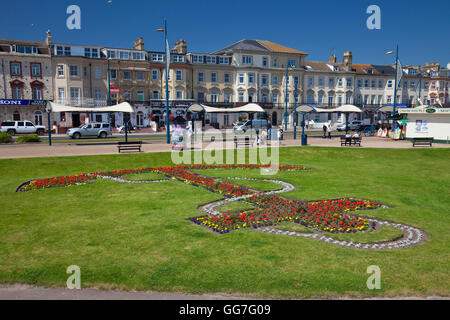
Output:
(305, 119), (309, 129)
(327, 123), (332, 139)
(260, 129), (267, 145)
(323, 124), (327, 138)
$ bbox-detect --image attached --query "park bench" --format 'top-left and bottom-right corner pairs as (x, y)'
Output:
(234, 136), (252, 148)
(117, 140), (142, 153)
(340, 136), (362, 147)
(412, 137), (433, 147)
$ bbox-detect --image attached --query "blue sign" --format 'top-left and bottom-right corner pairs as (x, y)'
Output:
(0, 99), (47, 106)
(385, 104), (407, 108)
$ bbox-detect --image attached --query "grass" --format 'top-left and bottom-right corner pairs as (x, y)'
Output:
(217, 200), (255, 213)
(123, 172), (169, 181)
(0, 147), (449, 298)
(328, 225), (404, 243)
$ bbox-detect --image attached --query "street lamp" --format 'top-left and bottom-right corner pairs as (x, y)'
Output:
(284, 63), (294, 131)
(386, 45), (399, 117)
(157, 20), (171, 144)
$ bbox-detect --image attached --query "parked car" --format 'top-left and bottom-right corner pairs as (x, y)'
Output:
(336, 120), (364, 131)
(233, 120), (268, 133)
(0, 120), (46, 136)
(66, 123), (111, 139)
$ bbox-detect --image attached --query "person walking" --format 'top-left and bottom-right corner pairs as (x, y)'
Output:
(323, 124), (327, 138)
(327, 123), (332, 139)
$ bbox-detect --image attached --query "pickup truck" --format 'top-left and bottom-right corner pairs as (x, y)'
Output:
(0, 121), (46, 135)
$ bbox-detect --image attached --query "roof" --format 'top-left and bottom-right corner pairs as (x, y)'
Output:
(305, 60), (338, 72)
(212, 39), (306, 55)
(0, 39), (50, 55)
(352, 63), (394, 75)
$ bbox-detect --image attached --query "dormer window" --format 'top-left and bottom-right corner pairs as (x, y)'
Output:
(15, 45), (38, 54)
(242, 55), (252, 65)
(366, 69), (373, 74)
(56, 46), (71, 56)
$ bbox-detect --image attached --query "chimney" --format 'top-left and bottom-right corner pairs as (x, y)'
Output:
(45, 30), (52, 45)
(133, 37), (144, 50)
(329, 54), (337, 64)
(172, 39), (187, 54)
(342, 51), (352, 71)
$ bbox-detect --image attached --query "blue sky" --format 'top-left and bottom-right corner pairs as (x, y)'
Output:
(1, 0), (449, 66)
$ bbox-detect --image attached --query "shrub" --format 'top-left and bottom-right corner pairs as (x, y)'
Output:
(0, 132), (13, 143)
(16, 135), (41, 143)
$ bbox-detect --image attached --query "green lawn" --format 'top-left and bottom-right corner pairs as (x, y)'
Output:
(0, 147), (449, 298)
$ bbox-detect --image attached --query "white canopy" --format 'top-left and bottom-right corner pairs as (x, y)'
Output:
(314, 105), (362, 113)
(46, 101), (135, 113)
(188, 103), (265, 113)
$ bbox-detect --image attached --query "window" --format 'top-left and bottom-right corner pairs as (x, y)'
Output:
(94, 67), (101, 79)
(70, 88), (80, 102)
(261, 75), (268, 85)
(58, 88), (65, 100)
(137, 91), (144, 102)
(152, 53), (164, 62)
(272, 93), (278, 103)
(211, 72), (217, 82)
(198, 92), (205, 102)
(357, 79), (362, 88)
(318, 77), (324, 87)
(242, 55), (252, 65)
(288, 59), (296, 68)
(224, 93), (231, 102)
(135, 71), (143, 81)
(83, 67), (88, 78)
(403, 81), (408, 88)
(328, 95), (334, 106)
(95, 89), (102, 100)
(123, 71), (130, 80)
(69, 65), (78, 77)
(32, 87), (42, 100)
(378, 95), (382, 105)
(210, 92), (218, 102)
(318, 94), (324, 104)
(261, 94), (268, 103)
(132, 52), (145, 60)
(248, 73), (255, 84)
(31, 63), (41, 77)
(11, 62), (21, 76)
(176, 91), (183, 100)
(119, 51), (129, 59)
(84, 48), (99, 58)
(239, 73), (244, 84)
(364, 79), (369, 88)
(219, 57), (230, 64)
(224, 73), (230, 83)
(238, 92), (244, 102)
(410, 81), (415, 88)
(346, 95), (352, 104)
(152, 91), (159, 99)
(192, 55), (204, 63)
(84, 88), (89, 99)
(387, 96), (392, 103)
(206, 56), (216, 64)
(198, 72), (204, 82)
(371, 80), (376, 88)
(106, 50), (116, 59)
(152, 69), (158, 80)
(346, 78), (352, 87)
(12, 85), (22, 99)
(308, 77), (314, 87)
(272, 75), (278, 85)
(57, 65), (64, 76)
(387, 80), (393, 88)
(337, 95), (343, 105)
(272, 58), (278, 67)
(56, 46), (71, 56)
(338, 78), (343, 87)
(13, 112), (21, 121)
(307, 94), (314, 104)
(34, 111), (43, 125)
(364, 95), (369, 104)
(329, 78), (335, 87)
(378, 80), (383, 88)
(16, 45), (38, 54)
(262, 57), (268, 67)
(172, 55), (185, 63)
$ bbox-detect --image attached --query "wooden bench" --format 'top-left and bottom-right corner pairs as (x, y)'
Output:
(340, 136), (362, 147)
(234, 136), (252, 148)
(412, 137), (433, 147)
(117, 140), (142, 153)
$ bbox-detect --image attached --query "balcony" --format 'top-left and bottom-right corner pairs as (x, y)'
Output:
(55, 98), (108, 107)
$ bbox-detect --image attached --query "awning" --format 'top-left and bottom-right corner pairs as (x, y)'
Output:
(188, 103), (265, 113)
(295, 105), (315, 113)
(314, 105), (362, 113)
(46, 101), (135, 113)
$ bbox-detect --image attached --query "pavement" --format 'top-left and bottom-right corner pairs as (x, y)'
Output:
(0, 284), (447, 300)
(0, 136), (449, 159)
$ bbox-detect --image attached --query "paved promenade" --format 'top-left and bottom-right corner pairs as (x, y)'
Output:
(0, 136), (448, 159)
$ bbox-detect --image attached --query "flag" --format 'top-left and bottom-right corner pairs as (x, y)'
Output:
(165, 39), (170, 78)
(395, 59), (403, 88)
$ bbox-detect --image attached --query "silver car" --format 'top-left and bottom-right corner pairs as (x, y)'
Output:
(67, 123), (111, 139)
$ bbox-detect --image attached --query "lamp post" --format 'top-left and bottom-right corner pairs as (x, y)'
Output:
(293, 79), (298, 139)
(386, 45), (399, 117)
(284, 63), (293, 131)
(157, 20), (170, 144)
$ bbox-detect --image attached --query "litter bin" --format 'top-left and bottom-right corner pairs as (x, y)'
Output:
(301, 134), (307, 146)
